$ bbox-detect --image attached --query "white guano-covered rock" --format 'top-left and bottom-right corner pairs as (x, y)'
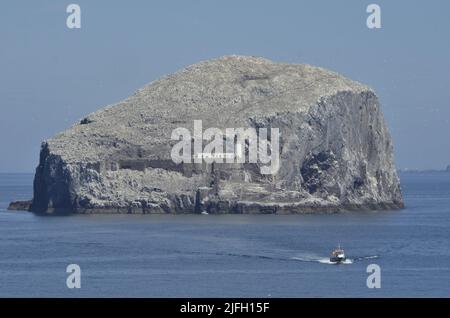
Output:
(31, 55), (403, 214)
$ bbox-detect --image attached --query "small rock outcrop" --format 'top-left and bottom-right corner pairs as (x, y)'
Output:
(28, 55), (403, 214)
(8, 200), (32, 211)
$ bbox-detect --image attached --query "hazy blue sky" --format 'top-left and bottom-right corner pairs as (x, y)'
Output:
(1, 0), (449, 172)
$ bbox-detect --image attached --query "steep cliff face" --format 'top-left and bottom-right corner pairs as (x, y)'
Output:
(31, 55), (403, 214)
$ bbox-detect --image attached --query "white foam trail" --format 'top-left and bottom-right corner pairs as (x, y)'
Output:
(318, 258), (334, 264)
(341, 259), (353, 264)
(292, 252), (379, 265)
(291, 253), (323, 263)
(292, 255), (354, 265)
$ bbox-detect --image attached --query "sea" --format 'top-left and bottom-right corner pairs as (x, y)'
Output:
(0, 172), (449, 297)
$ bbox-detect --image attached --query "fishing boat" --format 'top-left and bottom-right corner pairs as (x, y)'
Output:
(330, 245), (346, 263)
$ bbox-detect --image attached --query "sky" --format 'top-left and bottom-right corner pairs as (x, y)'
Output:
(0, 0), (449, 172)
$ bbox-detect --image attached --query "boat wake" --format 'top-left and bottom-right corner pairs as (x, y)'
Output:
(174, 249), (379, 265)
(291, 254), (379, 265)
(352, 255), (380, 262)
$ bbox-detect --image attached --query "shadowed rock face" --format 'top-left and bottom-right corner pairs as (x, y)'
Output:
(30, 55), (403, 214)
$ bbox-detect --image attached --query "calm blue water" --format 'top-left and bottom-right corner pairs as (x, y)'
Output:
(0, 172), (449, 297)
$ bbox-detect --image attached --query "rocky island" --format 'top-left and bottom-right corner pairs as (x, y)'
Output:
(11, 55), (403, 214)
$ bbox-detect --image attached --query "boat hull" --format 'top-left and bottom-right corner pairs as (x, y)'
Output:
(330, 257), (346, 264)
